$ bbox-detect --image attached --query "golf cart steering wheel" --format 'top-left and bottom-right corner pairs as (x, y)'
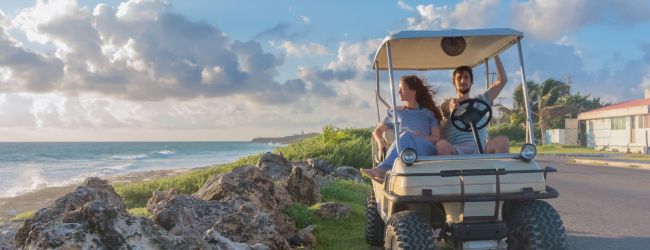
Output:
(450, 98), (493, 132)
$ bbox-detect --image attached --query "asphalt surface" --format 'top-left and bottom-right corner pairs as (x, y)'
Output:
(538, 156), (650, 250)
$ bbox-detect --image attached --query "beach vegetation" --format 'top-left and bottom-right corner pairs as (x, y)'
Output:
(115, 127), (372, 208)
(127, 207), (152, 218)
(10, 210), (35, 222)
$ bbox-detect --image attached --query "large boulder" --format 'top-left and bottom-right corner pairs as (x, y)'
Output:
(307, 158), (335, 175)
(257, 152), (292, 181)
(194, 166), (292, 212)
(0, 228), (15, 250)
(332, 166), (364, 183)
(191, 166), (296, 241)
(147, 190), (237, 238)
(284, 165), (320, 206)
(212, 203), (290, 250)
(14, 177), (202, 250)
(317, 202), (351, 219)
(204, 229), (269, 250)
(147, 190), (273, 249)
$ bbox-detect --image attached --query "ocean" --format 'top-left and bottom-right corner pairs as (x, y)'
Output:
(0, 141), (280, 198)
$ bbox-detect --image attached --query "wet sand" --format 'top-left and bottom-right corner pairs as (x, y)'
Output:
(0, 168), (191, 226)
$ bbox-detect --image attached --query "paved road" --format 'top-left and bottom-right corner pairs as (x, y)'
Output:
(538, 156), (650, 250)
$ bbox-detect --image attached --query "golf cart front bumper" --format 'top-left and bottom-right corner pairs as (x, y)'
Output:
(382, 166), (559, 203)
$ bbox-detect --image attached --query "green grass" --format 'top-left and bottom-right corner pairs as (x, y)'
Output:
(275, 127), (372, 168)
(282, 179), (369, 250)
(128, 207), (152, 217)
(313, 179), (369, 250)
(284, 203), (317, 229)
(10, 210), (35, 222)
(115, 127), (372, 209)
(115, 153), (262, 208)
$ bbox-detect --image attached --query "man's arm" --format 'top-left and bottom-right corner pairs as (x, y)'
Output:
(485, 55), (507, 103)
(440, 99), (451, 121)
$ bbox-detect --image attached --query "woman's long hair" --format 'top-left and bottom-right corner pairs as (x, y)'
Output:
(401, 75), (443, 122)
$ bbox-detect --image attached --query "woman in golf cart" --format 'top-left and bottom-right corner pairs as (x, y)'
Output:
(362, 75), (443, 181)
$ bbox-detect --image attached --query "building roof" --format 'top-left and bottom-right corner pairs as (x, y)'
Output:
(583, 98), (650, 114)
(578, 98), (650, 120)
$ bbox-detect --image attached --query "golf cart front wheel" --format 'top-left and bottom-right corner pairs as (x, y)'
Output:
(505, 200), (567, 250)
(384, 211), (435, 250)
(365, 189), (385, 246)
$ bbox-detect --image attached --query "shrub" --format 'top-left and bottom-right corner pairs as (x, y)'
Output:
(11, 210), (35, 222)
(488, 123), (525, 142)
(128, 207), (152, 217)
(284, 203), (316, 229)
(276, 127), (372, 168)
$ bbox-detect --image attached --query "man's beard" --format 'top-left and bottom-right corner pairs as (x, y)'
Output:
(459, 87), (471, 94)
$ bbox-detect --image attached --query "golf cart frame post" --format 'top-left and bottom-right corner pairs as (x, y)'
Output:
(373, 29), (536, 155)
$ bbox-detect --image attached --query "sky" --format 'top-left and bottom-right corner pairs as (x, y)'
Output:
(0, 0), (649, 141)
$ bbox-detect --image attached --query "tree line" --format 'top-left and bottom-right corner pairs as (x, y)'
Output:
(491, 78), (609, 144)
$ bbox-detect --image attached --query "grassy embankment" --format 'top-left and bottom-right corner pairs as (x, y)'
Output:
(113, 126), (373, 249)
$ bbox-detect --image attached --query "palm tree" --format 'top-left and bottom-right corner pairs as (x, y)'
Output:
(507, 79), (572, 144)
(536, 79), (572, 144)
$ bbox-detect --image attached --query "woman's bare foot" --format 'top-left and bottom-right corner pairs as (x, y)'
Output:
(361, 168), (387, 181)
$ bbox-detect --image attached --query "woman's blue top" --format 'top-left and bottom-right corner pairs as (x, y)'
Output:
(383, 107), (439, 136)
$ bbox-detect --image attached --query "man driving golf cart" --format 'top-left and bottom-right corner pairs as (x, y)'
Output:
(436, 55), (510, 155)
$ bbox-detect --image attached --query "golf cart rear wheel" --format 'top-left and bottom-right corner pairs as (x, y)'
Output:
(384, 211), (435, 250)
(365, 189), (385, 246)
(505, 200), (567, 250)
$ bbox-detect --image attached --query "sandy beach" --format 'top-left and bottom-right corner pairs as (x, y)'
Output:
(0, 168), (192, 226)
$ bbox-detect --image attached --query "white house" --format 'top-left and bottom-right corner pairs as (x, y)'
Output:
(577, 91), (650, 153)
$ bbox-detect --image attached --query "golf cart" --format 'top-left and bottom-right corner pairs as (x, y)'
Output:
(366, 29), (567, 249)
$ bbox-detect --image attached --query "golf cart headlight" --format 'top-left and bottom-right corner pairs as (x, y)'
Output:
(520, 144), (537, 161)
(400, 148), (417, 165)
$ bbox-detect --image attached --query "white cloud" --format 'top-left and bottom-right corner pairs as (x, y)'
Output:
(116, 0), (169, 21)
(512, 0), (650, 41)
(407, 0), (499, 30)
(0, 0), (303, 105)
(0, 94), (35, 127)
(397, 0), (414, 12)
(277, 41), (329, 57)
(300, 15), (310, 23)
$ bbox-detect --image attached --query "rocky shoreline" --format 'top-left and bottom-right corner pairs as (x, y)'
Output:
(0, 168), (191, 224)
(0, 152), (363, 249)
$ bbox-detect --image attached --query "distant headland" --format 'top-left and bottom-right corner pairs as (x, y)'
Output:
(251, 132), (319, 144)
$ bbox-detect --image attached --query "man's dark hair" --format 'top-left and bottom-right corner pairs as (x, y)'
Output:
(453, 66), (473, 83)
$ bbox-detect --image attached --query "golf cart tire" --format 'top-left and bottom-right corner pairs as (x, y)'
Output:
(505, 200), (567, 250)
(365, 189), (385, 246)
(384, 211), (435, 250)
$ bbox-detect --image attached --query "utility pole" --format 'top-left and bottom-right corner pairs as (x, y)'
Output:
(565, 74), (573, 91)
(495, 97), (506, 126)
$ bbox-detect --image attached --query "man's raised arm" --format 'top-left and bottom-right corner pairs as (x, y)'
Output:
(486, 55), (507, 103)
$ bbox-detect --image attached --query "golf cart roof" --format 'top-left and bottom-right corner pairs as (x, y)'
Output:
(372, 28), (523, 70)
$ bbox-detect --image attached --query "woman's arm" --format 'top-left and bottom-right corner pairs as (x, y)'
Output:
(425, 127), (441, 145)
(372, 122), (389, 150)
